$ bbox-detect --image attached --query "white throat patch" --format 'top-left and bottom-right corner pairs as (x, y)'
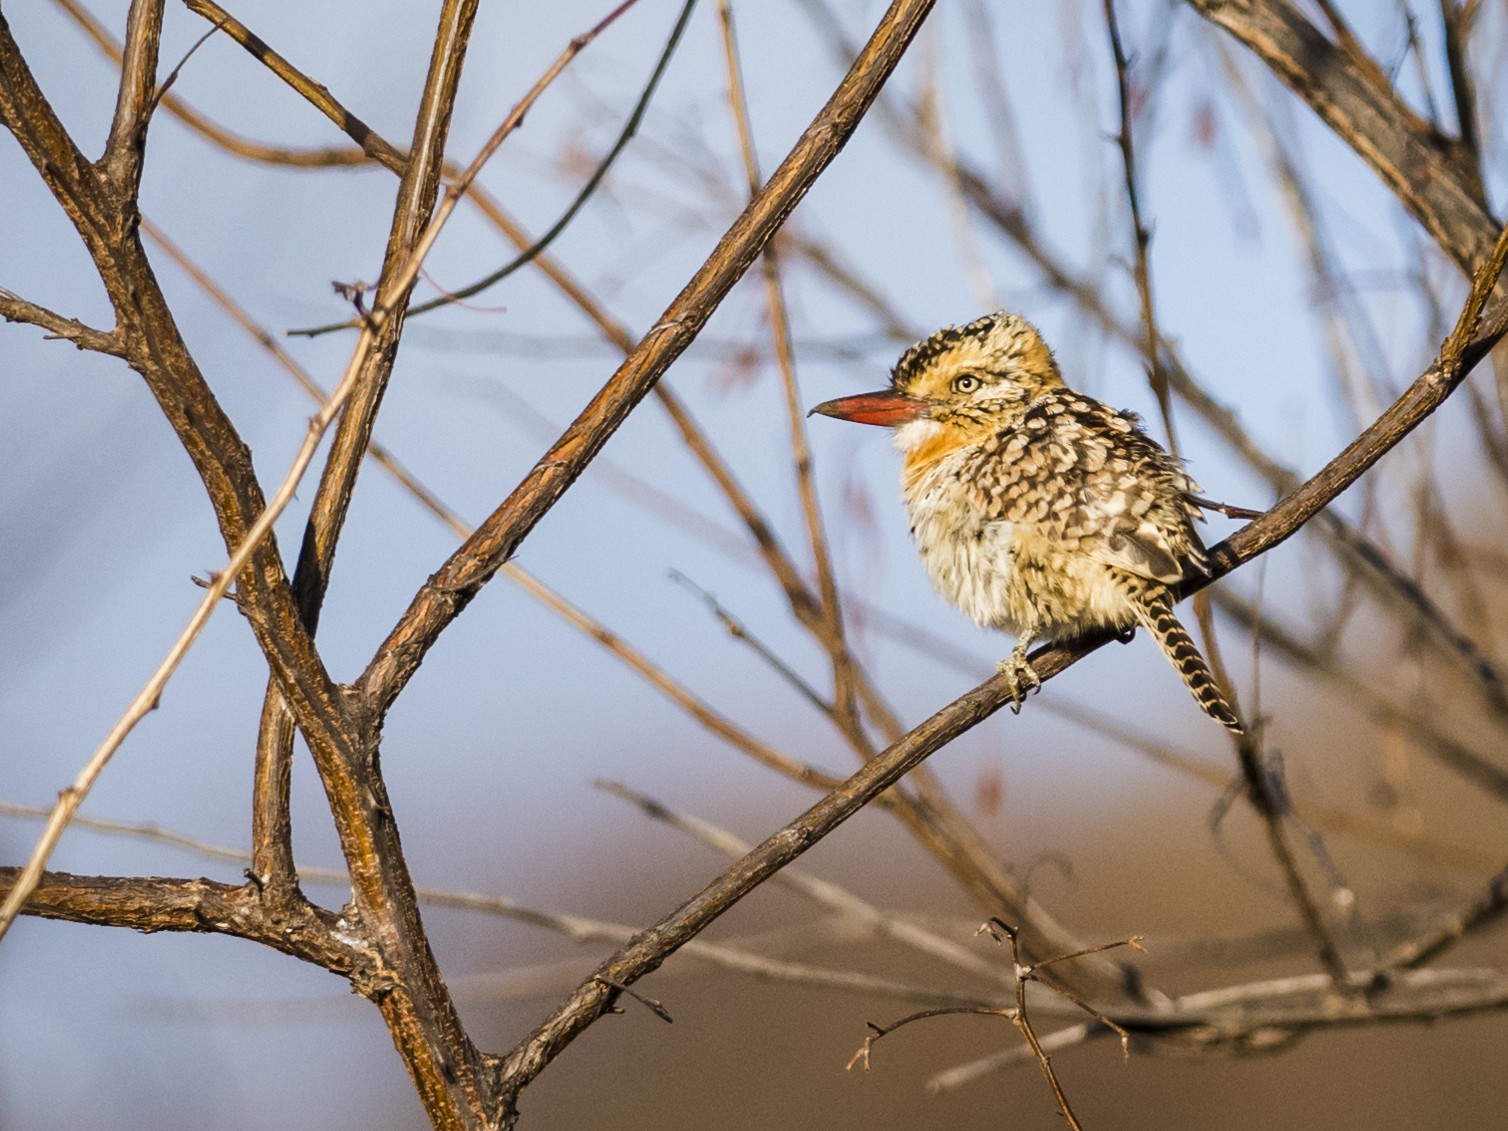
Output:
(892, 417), (943, 453)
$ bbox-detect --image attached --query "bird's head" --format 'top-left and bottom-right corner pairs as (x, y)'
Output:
(809, 312), (1063, 452)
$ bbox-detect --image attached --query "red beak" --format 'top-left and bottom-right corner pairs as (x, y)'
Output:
(808, 389), (929, 427)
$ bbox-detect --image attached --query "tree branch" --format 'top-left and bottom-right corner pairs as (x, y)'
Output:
(491, 224), (1508, 1115)
(0, 287), (120, 353)
(1, 868), (368, 976)
(353, 0), (940, 728)
(1185, 0), (1495, 273)
(101, 0), (164, 192)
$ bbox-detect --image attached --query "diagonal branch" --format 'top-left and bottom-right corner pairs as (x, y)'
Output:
(1184, 0), (1495, 273)
(178, 0), (398, 163)
(250, 0), (481, 903)
(354, 0), (940, 727)
(55, 0), (378, 167)
(492, 223), (1508, 1110)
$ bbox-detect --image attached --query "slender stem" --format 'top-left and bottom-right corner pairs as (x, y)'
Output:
(1103, 0), (1177, 451)
(718, 0), (862, 738)
(0, 331), (369, 942)
(355, 0), (939, 725)
(101, 0), (163, 190)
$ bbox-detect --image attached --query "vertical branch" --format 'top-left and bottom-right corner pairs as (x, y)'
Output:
(717, 0), (861, 731)
(0, 358), (366, 943)
(101, 0), (164, 190)
(1103, 0), (1176, 451)
(1439, 0), (1483, 188)
(250, 0), (480, 899)
(355, 0), (939, 724)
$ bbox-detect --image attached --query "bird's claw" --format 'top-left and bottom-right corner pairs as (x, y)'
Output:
(997, 651), (1042, 714)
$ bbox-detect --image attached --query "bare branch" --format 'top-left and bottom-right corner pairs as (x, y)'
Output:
(597, 780), (1010, 984)
(1103, 0), (1178, 450)
(1382, 862), (1508, 969)
(493, 221), (1508, 1110)
(1185, 0), (1494, 273)
(102, 0), (164, 191)
(179, 0), (402, 164)
(0, 800), (1004, 1011)
(55, 0), (379, 167)
(0, 350), (366, 944)
(2, 867), (366, 976)
(355, 0), (939, 728)
(0, 287), (119, 353)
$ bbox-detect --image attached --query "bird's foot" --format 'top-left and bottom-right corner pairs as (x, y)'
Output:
(997, 644), (1041, 714)
(1115, 624), (1136, 644)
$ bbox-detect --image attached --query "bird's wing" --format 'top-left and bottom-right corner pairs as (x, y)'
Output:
(963, 393), (1204, 585)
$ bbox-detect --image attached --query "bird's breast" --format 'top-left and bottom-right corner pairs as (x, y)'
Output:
(902, 451), (1026, 633)
(900, 449), (1139, 639)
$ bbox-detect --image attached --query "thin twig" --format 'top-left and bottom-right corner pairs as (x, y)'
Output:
(0, 287), (120, 353)
(1103, 0), (1178, 452)
(0, 321), (366, 941)
(0, 801), (1008, 1009)
(149, 12), (225, 112)
(1381, 860), (1508, 969)
(596, 780), (1009, 983)
(850, 919), (1146, 1128)
(403, 0), (699, 318)
(719, 0), (863, 734)
(669, 571), (832, 714)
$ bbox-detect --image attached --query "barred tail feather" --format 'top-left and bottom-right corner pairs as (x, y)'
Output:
(1130, 589), (1243, 733)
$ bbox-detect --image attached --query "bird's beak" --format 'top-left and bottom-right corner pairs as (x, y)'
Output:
(808, 389), (929, 427)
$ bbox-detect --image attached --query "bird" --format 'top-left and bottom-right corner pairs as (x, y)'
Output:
(810, 310), (1241, 732)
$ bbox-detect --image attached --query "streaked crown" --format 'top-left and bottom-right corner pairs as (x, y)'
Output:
(892, 311), (1063, 419)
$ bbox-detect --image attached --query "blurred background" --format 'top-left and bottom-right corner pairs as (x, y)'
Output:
(3, 0), (1508, 1126)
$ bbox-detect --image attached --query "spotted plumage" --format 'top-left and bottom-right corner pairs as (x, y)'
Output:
(811, 311), (1240, 732)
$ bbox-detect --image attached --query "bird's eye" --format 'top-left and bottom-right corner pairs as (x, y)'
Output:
(952, 374), (981, 394)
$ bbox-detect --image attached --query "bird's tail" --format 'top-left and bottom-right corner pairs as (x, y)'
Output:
(1129, 587), (1243, 733)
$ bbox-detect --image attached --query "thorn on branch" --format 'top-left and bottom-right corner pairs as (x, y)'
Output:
(331, 280), (377, 329)
(593, 975), (673, 1023)
(191, 572), (242, 603)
